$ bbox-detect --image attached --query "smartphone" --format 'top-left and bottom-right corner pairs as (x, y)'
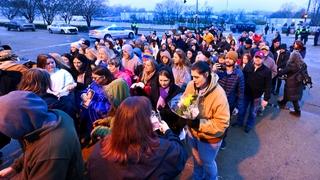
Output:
(150, 111), (161, 131)
(81, 89), (95, 108)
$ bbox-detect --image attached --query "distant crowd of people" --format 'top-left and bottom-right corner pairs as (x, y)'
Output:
(0, 25), (311, 179)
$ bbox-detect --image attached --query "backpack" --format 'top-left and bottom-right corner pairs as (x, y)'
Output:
(295, 63), (312, 88)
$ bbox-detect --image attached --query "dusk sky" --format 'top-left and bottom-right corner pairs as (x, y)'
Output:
(107, 0), (308, 12)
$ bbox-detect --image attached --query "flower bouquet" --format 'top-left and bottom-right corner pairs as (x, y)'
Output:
(168, 93), (199, 120)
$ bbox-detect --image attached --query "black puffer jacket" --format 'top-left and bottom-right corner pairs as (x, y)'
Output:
(278, 61), (304, 101)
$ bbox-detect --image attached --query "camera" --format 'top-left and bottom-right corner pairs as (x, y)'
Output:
(217, 63), (227, 71)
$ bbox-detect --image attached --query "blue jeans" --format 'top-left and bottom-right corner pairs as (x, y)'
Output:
(187, 130), (222, 180)
(237, 95), (260, 128)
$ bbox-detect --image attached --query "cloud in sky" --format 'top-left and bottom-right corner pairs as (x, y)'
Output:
(107, 0), (308, 12)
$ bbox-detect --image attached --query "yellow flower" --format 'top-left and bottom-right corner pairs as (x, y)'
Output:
(182, 94), (193, 107)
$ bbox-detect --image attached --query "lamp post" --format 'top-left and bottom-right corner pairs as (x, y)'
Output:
(186, 0), (199, 31)
(195, 0), (199, 31)
(304, 13), (308, 23)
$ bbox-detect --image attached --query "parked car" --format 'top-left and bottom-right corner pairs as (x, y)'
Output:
(89, 25), (135, 40)
(281, 23), (296, 34)
(6, 19), (35, 31)
(230, 22), (256, 33)
(47, 24), (78, 34)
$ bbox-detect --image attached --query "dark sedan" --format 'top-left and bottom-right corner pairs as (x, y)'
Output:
(6, 20), (36, 31)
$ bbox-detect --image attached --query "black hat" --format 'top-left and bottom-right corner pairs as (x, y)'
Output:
(81, 40), (90, 47)
(202, 51), (211, 59)
(279, 43), (287, 50)
(1, 45), (12, 50)
(245, 38), (253, 45)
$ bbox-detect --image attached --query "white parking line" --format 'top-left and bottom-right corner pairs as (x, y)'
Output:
(16, 42), (72, 53)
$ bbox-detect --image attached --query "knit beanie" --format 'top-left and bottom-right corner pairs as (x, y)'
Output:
(226, 51), (238, 62)
(122, 44), (134, 59)
(160, 50), (171, 59)
(70, 42), (80, 49)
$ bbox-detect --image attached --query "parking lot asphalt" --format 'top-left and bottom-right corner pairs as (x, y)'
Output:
(1, 27), (320, 179)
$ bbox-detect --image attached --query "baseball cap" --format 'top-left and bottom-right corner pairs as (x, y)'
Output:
(260, 45), (269, 51)
(254, 51), (264, 58)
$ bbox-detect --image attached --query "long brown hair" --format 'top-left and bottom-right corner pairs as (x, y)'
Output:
(101, 96), (159, 164)
(173, 48), (190, 68)
(18, 68), (52, 95)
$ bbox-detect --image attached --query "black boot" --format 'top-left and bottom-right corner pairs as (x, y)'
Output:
(289, 110), (301, 117)
(277, 100), (286, 109)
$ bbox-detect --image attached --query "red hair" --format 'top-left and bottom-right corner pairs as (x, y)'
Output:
(101, 96), (159, 164)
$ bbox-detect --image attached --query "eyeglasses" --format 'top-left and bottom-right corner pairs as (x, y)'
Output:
(92, 75), (104, 81)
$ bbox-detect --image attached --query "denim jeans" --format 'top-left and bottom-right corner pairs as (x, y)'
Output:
(187, 130), (222, 180)
(237, 95), (261, 128)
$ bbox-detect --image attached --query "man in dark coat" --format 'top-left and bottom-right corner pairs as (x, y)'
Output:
(233, 51), (272, 133)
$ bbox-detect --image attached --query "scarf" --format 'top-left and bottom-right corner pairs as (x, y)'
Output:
(157, 87), (169, 109)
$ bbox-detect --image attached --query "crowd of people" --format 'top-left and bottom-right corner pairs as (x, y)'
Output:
(0, 26), (310, 179)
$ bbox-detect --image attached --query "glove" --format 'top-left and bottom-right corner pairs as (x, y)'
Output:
(187, 118), (200, 129)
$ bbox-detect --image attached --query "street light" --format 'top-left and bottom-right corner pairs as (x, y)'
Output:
(195, 0), (199, 31)
(304, 13), (308, 23)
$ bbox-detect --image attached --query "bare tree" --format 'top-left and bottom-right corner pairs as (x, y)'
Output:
(154, 3), (166, 23)
(0, 0), (20, 20)
(270, 2), (296, 18)
(310, 0), (320, 25)
(154, 0), (183, 24)
(60, 0), (82, 24)
(81, 0), (104, 27)
(35, 0), (61, 25)
(18, 0), (37, 23)
(201, 2), (213, 25)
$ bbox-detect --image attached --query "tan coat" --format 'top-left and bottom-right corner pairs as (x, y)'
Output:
(0, 60), (28, 74)
(183, 73), (230, 142)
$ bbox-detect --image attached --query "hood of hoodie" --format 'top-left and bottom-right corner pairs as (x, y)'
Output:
(122, 44), (134, 59)
(198, 73), (219, 97)
(0, 91), (57, 139)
